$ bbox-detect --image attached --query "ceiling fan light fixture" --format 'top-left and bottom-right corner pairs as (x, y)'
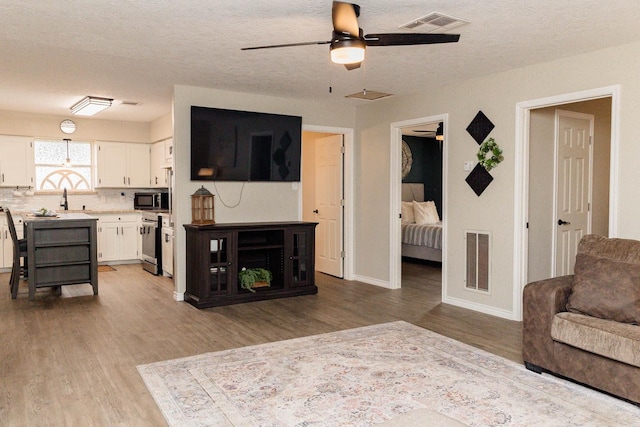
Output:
(71, 96), (113, 116)
(330, 38), (366, 64)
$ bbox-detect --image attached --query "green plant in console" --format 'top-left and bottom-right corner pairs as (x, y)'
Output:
(238, 267), (272, 292)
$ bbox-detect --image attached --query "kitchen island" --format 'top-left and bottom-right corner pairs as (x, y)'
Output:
(23, 212), (98, 300)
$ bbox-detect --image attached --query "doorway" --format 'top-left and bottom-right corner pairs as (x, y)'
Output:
(390, 114), (448, 293)
(301, 127), (354, 280)
(514, 85), (620, 320)
(527, 99), (610, 283)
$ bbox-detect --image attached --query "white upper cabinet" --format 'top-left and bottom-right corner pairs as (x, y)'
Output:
(150, 140), (168, 188)
(164, 137), (173, 163)
(0, 136), (35, 187)
(96, 142), (151, 188)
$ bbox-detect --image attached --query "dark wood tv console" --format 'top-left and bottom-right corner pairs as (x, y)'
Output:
(183, 221), (317, 308)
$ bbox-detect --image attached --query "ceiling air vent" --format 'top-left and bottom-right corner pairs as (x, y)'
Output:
(400, 12), (469, 33)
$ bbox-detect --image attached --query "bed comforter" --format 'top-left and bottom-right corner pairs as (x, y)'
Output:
(401, 222), (442, 249)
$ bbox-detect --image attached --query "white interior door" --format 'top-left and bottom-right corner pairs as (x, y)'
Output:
(315, 134), (344, 277)
(554, 110), (593, 276)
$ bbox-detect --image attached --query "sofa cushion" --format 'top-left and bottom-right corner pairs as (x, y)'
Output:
(551, 312), (640, 368)
(566, 253), (640, 324)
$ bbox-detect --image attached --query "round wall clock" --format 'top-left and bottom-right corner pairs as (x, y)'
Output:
(60, 119), (76, 134)
(402, 140), (413, 178)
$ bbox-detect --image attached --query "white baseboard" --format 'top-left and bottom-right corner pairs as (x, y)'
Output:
(352, 275), (395, 289)
(173, 291), (184, 301)
(443, 295), (518, 321)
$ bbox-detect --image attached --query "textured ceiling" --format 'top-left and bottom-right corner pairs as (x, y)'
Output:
(1, 1), (640, 122)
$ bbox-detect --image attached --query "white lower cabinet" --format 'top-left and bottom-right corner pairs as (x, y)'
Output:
(96, 214), (140, 262)
(1, 214), (23, 269)
(161, 227), (174, 276)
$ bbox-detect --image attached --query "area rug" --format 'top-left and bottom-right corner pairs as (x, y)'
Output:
(137, 321), (639, 426)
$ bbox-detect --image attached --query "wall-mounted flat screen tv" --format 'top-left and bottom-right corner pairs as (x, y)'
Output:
(191, 106), (302, 182)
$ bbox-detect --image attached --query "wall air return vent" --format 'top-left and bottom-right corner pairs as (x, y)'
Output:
(400, 12), (469, 33)
(465, 230), (490, 292)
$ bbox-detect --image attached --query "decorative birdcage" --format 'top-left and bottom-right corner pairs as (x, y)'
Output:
(191, 186), (215, 224)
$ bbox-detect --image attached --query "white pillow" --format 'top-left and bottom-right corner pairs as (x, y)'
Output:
(401, 201), (415, 224)
(413, 200), (440, 225)
(425, 200), (440, 223)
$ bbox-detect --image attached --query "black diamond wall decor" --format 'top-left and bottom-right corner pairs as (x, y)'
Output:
(465, 163), (494, 196)
(466, 111), (495, 145)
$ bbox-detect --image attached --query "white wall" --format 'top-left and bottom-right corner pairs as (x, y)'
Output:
(353, 40), (640, 319)
(0, 110), (151, 142)
(172, 85), (355, 299)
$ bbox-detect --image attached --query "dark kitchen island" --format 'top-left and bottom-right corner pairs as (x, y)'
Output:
(23, 212), (98, 300)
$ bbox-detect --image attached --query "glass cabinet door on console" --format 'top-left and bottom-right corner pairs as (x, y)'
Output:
(286, 227), (314, 288)
(208, 233), (234, 296)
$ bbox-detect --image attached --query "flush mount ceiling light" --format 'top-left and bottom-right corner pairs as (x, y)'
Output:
(70, 96), (113, 116)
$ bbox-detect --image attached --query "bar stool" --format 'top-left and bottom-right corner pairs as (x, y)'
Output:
(6, 209), (28, 299)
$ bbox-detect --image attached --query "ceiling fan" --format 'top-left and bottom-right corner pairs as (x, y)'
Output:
(242, 1), (460, 70)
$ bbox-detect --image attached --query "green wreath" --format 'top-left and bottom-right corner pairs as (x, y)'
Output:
(477, 138), (504, 171)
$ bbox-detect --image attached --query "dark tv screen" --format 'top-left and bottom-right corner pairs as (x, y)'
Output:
(191, 106), (302, 182)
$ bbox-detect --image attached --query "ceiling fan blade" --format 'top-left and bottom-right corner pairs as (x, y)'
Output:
(344, 62), (361, 71)
(364, 33), (460, 47)
(242, 40), (330, 51)
(332, 1), (360, 36)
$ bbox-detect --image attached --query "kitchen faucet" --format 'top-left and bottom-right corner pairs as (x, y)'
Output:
(60, 188), (68, 211)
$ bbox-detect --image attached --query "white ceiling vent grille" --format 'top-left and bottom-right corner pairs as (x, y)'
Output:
(400, 12), (469, 33)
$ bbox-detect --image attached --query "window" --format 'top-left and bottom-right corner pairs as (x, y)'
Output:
(34, 140), (93, 191)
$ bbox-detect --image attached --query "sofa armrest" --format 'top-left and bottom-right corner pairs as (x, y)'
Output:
(522, 275), (574, 371)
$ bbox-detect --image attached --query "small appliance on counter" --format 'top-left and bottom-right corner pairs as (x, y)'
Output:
(134, 191), (169, 210)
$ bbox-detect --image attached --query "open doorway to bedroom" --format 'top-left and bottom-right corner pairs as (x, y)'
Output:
(390, 114), (448, 295)
(400, 122), (444, 295)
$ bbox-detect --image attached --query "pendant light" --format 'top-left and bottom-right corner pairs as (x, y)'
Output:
(63, 138), (72, 168)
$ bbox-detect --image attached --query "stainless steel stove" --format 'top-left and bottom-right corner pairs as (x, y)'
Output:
(140, 210), (163, 275)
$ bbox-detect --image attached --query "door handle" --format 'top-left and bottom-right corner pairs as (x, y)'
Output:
(558, 219), (571, 226)
(313, 209), (319, 214)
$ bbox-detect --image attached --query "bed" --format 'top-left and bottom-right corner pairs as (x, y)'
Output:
(401, 183), (442, 262)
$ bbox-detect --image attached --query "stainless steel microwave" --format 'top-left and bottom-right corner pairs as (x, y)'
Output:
(134, 191), (169, 210)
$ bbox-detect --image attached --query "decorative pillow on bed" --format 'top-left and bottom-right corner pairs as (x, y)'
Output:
(401, 201), (415, 224)
(413, 200), (440, 225)
(566, 253), (640, 324)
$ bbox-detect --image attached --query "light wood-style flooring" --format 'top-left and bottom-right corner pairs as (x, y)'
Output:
(0, 261), (522, 426)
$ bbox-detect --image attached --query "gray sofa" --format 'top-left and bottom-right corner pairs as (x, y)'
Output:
(523, 234), (640, 404)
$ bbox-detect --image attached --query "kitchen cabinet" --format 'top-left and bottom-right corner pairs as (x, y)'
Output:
(96, 214), (140, 262)
(165, 137), (173, 163)
(1, 213), (23, 269)
(0, 136), (35, 187)
(161, 226), (173, 277)
(150, 140), (169, 188)
(96, 142), (151, 188)
(184, 221), (317, 308)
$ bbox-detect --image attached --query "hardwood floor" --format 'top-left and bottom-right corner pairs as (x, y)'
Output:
(0, 261), (522, 426)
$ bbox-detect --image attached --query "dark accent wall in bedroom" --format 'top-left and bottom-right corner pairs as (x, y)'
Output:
(402, 136), (443, 216)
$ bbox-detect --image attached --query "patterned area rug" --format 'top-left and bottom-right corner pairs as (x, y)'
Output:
(137, 321), (639, 426)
